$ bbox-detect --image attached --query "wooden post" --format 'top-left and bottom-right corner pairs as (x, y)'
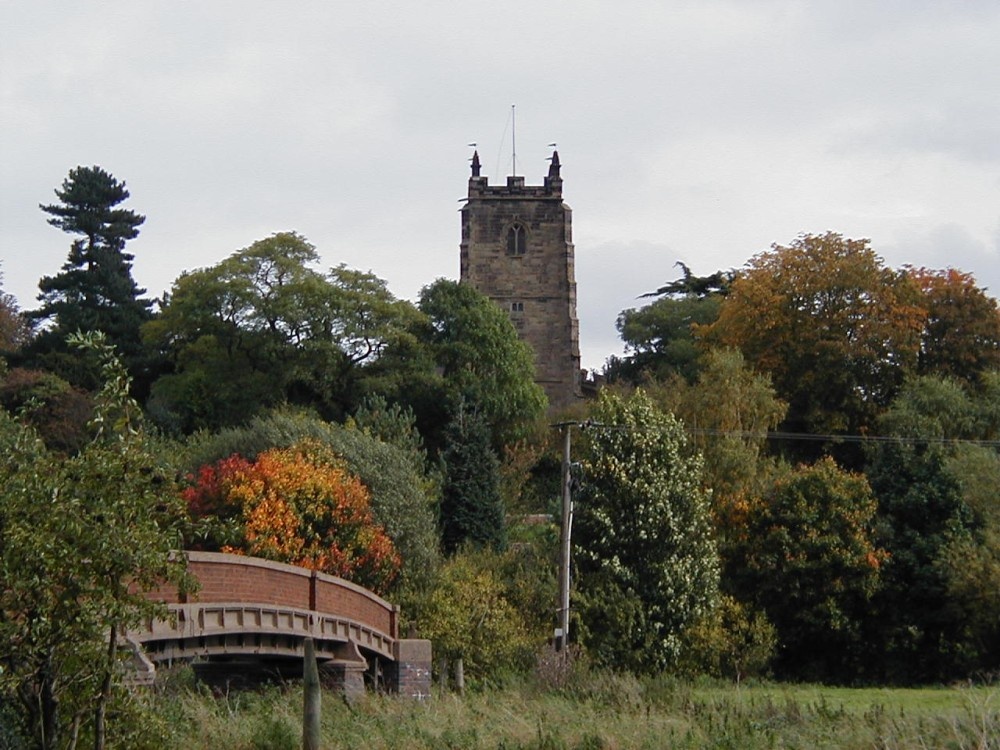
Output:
(303, 638), (321, 750)
(454, 658), (465, 697)
(437, 657), (448, 691)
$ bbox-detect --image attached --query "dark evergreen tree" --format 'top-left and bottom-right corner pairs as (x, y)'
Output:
(24, 166), (151, 388)
(865, 441), (976, 683)
(438, 404), (506, 554)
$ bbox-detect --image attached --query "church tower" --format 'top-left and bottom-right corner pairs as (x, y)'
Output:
(460, 150), (582, 412)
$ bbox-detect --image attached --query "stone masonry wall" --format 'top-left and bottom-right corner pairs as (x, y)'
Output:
(460, 169), (582, 412)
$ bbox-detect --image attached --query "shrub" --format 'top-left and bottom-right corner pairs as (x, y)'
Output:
(181, 409), (439, 592)
(675, 595), (776, 683)
(184, 439), (401, 594)
(409, 548), (538, 683)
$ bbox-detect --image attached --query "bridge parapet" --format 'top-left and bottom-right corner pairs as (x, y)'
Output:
(145, 551), (398, 639)
(134, 551), (430, 697)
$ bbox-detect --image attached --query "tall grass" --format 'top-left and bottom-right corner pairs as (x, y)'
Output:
(155, 668), (999, 750)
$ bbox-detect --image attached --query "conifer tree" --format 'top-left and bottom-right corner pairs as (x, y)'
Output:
(439, 404), (506, 554)
(25, 166), (151, 385)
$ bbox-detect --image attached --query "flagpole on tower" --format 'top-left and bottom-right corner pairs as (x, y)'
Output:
(511, 104), (517, 176)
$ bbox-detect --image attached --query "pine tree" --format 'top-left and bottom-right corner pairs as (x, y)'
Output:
(25, 166), (151, 385)
(439, 404), (506, 554)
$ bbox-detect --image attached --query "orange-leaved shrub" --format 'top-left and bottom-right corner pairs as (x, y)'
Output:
(183, 439), (401, 594)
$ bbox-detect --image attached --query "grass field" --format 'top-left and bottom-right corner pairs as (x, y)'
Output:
(155, 669), (999, 750)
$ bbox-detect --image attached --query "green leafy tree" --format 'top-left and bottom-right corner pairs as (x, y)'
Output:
(728, 457), (885, 682)
(935, 524), (1000, 673)
(646, 347), (787, 503)
(611, 263), (732, 384)
(865, 439), (973, 682)
(675, 595), (777, 684)
(643, 348), (788, 594)
(977, 371), (1000, 439)
(0, 332), (190, 749)
(877, 374), (979, 440)
(863, 375), (997, 682)
(145, 232), (421, 432)
(25, 167), (151, 388)
(702, 233), (925, 464)
(351, 394), (433, 481)
(0, 368), (92, 454)
(439, 405), (506, 554)
(413, 279), (547, 450)
(574, 389), (718, 673)
(409, 549), (536, 683)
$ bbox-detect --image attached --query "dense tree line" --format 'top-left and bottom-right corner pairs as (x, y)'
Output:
(612, 231), (1000, 683)
(3, 166), (1000, 749)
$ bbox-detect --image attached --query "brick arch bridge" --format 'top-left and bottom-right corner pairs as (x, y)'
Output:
(129, 551), (430, 698)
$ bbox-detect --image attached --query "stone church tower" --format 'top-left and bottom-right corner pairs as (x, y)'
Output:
(460, 150), (582, 412)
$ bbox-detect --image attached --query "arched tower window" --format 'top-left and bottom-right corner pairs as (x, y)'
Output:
(506, 222), (527, 256)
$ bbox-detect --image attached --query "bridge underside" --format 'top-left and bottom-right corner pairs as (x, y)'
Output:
(136, 602), (395, 661)
(130, 602), (398, 695)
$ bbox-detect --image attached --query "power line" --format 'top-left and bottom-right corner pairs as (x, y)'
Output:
(570, 421), (1000, 448)
(691, 428), (1000, 447)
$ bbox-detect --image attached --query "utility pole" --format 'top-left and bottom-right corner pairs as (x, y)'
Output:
(555, 421), (575, 652)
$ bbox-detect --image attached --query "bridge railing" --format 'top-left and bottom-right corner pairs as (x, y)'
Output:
(145, 551), (399, 640)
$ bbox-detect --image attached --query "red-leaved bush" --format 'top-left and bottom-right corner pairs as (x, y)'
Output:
(183, 439), (401, 594)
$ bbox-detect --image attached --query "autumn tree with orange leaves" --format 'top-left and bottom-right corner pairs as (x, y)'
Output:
(184, 439), (401, 594)
(907, 266), (1000, 384)
(701, 233), (925, 462)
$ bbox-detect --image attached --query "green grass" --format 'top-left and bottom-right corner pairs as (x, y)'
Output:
(154, 671), (1000, 750)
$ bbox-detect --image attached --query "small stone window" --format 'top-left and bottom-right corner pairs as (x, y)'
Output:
(510, 301), (524, 313)
(506, 223), (527, 256)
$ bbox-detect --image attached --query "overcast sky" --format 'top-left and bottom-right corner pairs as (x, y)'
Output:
(2, 1), (998, 370)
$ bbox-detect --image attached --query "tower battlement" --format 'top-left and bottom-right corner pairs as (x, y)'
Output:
(460, 150), (582, 412)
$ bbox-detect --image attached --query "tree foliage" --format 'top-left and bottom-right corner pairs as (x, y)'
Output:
(0, 268), (31, 355)
(184, 440), (401, 594)
(438, 405), (506, 555)
(0, 368), (93, 454)
(613, 294), (723, 384)
(351, 395), (433, 481)
(728, 458), (885, 681)
(145, 232), (421, 432)
(611, 264), (731, 384)
(409, 549), (537, 683)
(574, 390), (718, 672)
(0, 332), (190, 749)
(702, 233), (925, 462)
(863, 376), (996, 682)
(907, 266), (1000, 383)
(414, 279), (546, 449)
(865, 439), (973, 682)
(675, 595), (777, 684)
(179, 409), (440, 592)
(645, 347), (786, 503)
(25, 167), (151, 387)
